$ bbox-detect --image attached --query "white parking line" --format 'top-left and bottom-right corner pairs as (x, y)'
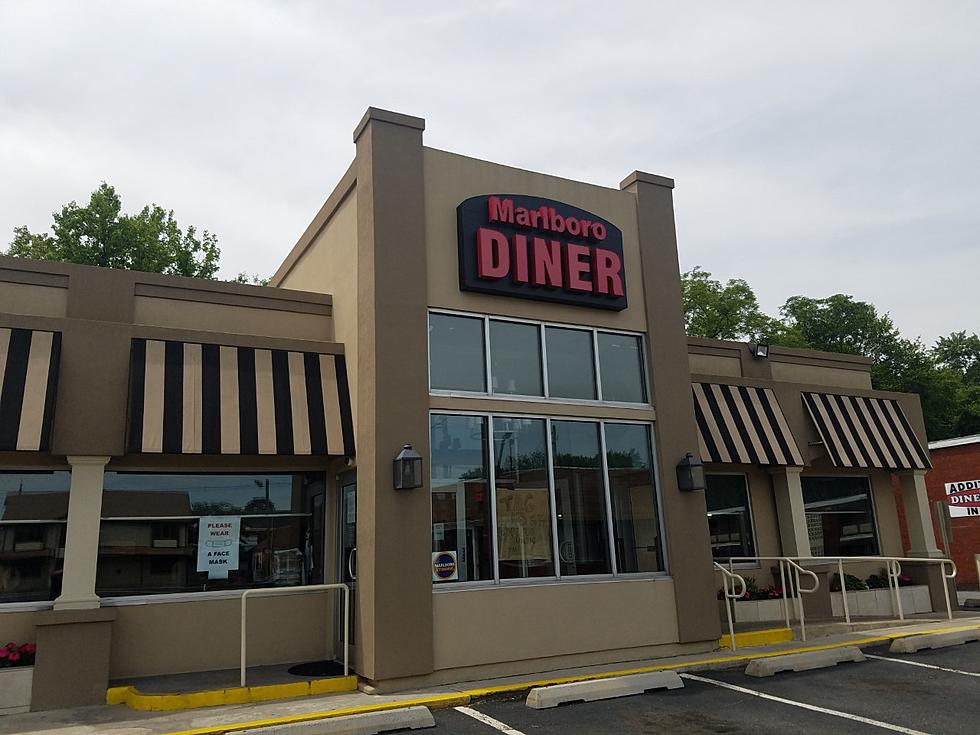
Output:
(454, 705), (527, 734)
(866, 653), (980, 678)
(680, 673), (932, 735)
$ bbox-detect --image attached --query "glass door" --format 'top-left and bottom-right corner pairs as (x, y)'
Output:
(336, 472), (356, 655)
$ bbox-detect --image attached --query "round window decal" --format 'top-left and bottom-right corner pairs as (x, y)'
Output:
(432, 551), (458, 582)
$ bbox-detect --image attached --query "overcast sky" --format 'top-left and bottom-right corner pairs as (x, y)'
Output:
(2, 2), (977, 345)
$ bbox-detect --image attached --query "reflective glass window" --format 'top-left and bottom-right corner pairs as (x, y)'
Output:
(705, 474), (756, 561)
(598, 332), (646, 403)
(802, 476), (879, 556)
(605, 423), (662, 572)
(429, 313), (486, 392)
(489, 320), (543, 397)
(545, 327), (596, 400)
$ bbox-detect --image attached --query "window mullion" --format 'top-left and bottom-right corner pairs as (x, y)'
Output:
(483, 317), (493, 395)
(592, 330), (603, 401)
(540, 323), (550, 398)
(599, 421), (618, 575)
(545, 417), (561, 581)
(487, 415), (501, 584)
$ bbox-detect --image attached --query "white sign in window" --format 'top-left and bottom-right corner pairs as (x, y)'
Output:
(197, 516), (241, 579)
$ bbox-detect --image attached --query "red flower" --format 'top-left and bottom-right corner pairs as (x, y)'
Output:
(0, 649), (8, 659)
(4, 642), (16, 651)
(7, 652), (20, 663)
(20, 643), (36, 655)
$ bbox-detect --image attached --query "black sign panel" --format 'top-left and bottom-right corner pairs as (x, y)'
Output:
(456, 194), (628, 311)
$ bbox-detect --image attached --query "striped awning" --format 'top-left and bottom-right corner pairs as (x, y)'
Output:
(692, 383), (804, 466)
(803, 392), (930, 470)
(127, 338), (354, 456)
(0, 328), (61, 452)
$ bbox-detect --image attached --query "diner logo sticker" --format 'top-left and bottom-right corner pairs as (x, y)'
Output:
(197, 516), (241, 579)
(432, 550), (458, 582)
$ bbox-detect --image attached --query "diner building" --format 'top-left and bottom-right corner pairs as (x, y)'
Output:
(0, 107), (950, 712)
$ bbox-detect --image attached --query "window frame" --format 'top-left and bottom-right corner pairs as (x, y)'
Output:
(427, 308), (651, 409)
(430, 409), (668, 591)
(704, 471), (759, 568)
(801, 474), (882, 557)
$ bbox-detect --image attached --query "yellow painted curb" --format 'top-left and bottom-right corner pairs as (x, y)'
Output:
(107, 675), (357, 712)
(719, 627), (793, 650)
(160, 693), (471, 735)
(155, 621), (980, 735)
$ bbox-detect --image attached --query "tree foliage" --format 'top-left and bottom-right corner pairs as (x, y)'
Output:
(681, 268), (980, 441)
(6, 183), (220, 279)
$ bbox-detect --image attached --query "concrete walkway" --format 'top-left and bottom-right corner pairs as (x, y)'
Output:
(2, 616), (979, 735)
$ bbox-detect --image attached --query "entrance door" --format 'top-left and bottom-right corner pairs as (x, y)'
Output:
(336, 472), (357, 658)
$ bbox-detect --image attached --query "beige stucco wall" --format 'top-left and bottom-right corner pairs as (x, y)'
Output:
(690, 353), (742, 378)
(279, 192), (359, 431)
(133, 297), (331, 343)
(423, 148), (647, 332)
(108, 593), (336, 679)
(431, 578), (679, 672)
(770, 361), (873, 390)
(0, 282), (68, 318)
(0, 610), (38, 645)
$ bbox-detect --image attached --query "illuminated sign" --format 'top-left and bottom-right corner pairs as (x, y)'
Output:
(457, 194), (627, 310)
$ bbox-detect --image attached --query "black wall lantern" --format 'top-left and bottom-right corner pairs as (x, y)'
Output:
(393, 444), (423, 490)
(676, 452), (706, 492)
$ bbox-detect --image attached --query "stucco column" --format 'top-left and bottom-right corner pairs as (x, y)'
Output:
(621, 171), (720, 644)
(352, 108), (433, 682)
(899, 470), (943, 558)
(769, 467), (812, 557)
(54, 456), (109, 610)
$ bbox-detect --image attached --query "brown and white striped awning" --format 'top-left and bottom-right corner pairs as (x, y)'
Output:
(692, 383), (804, 466)
(0, 328), (61, 452)
(127, 338), (354, 456)
(803, 392), (930, 470)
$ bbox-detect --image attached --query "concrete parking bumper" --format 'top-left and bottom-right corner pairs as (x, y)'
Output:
(237, 706), (435, 734)
(890, 628), (980, 653)
(525, 671), (684, 709)
(745, 646), (866, 677)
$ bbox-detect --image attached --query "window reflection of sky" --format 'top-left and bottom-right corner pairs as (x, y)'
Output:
(102, 473), (296, 514)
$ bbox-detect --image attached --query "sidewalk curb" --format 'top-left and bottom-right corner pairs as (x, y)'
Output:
(156, 622), (980, 735)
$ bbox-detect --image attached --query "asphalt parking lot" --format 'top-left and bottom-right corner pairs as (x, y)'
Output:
(432, 641), (980, 734)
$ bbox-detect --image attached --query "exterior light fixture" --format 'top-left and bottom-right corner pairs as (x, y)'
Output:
(676, 452), (706, 492)
(393, 444), (423, 490)
(751, 343), (770, 359)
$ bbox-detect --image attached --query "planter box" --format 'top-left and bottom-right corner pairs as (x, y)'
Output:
(830, 585), (932, 618)
(0, 667), (33, 715)
(729, 597), (795, 623)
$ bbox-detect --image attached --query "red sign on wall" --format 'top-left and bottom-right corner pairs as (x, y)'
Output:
(456, 194), (628, 311)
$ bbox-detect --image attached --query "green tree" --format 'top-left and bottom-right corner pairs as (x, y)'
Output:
(934, 331), (980, 384)
(6, 182), (220, 278)
(680, 267), (776, 341)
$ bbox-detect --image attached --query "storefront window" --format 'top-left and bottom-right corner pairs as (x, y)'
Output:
(598, 333), (646, 403)
(545, 327), (597, 400)
(95, 472), (323, 596)
(0, 471), (69, 603)
(705, 474), (756, 561)
(428, 313), (486, 392)
(802, 476), (879, 556)
(493, 417), (553, 578)
(606, 423), (662, 573)
(551, 420), (610, 575)
(430, 414), (493, 582)
(489, 320), (543, 396)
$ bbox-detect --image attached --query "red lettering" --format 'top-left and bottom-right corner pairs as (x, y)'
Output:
(591, 222), (607, 240)
(477, 228), (510, 279)
(513, 234), (530, 284)
(565, 243), (592, 292)
(546, 207), (565, 233)
(487, 196), (513, 224)
(532, 238), (563, 287)
(566, 217), (581, 236)
(594, 248), (624, 296)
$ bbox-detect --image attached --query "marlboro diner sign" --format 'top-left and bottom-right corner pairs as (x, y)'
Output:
(457, 194), (628, 310)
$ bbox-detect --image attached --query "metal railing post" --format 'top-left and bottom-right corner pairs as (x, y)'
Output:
(837, 558), (851, 624)
(942, 559), (957, 622)
(714, 562), (745, 652)
(240, 583), (350, 688)
(779, 559), (790, 627)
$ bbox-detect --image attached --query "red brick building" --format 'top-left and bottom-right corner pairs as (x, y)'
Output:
(894, 434), (980, 589)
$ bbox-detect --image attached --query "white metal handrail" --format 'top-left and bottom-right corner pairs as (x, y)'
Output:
(240, 583), (350, 687)
(723, 556), (958, 637)
(725, 556), (820, 641)
(714, 562), (747, 651)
